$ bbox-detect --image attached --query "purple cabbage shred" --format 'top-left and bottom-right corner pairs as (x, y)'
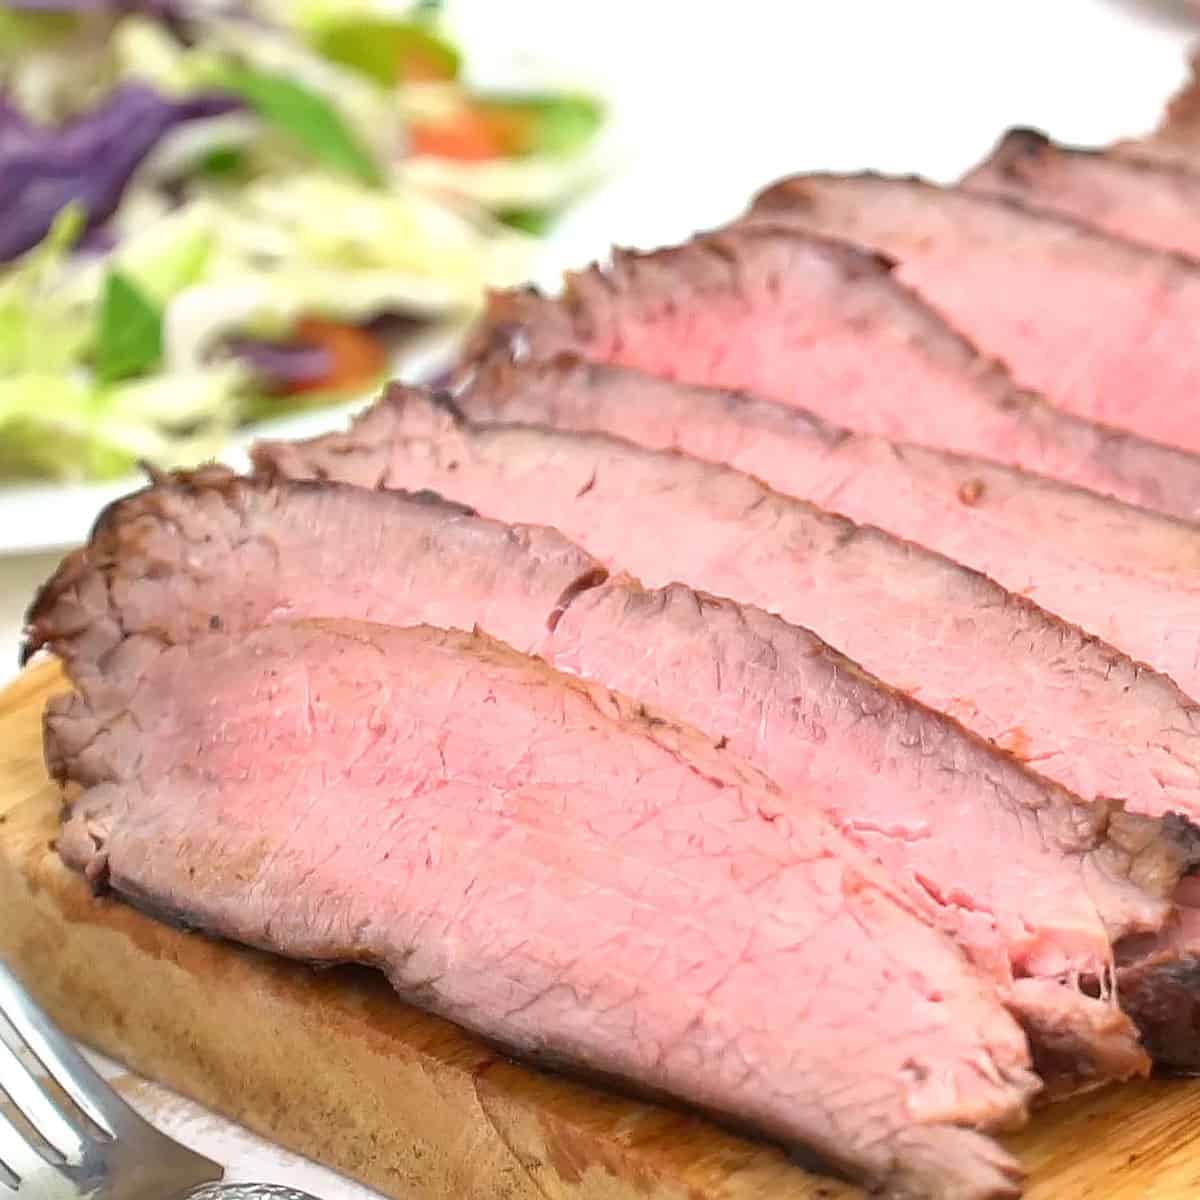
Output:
(4, 2), (183, 13)
(225, 335), (335, 390)
(0, 82), (241, 264)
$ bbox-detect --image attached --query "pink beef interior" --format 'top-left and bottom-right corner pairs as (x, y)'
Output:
(461, 355), (1200, 761)
(48, 619), (1035, 1200)
(482, 229), (1051, 458)
(255, 391), (1198, 854)
(748, 174), (1200, 457)
(252, 393), (1200, 1085)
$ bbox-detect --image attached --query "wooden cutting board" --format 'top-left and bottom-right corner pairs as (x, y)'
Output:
(5, 662), (1200, 1200)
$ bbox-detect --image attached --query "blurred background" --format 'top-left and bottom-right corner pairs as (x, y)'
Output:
(1, 0), (1198, 678)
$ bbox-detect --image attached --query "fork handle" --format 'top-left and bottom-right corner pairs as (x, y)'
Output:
(183, 1184), (325, 1200)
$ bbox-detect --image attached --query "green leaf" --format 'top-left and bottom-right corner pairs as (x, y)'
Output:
(118, 210), (213, 306)
(94, 272), (163, 385)
(207, 63), (384, 186)
(0, 10), (76, 58)
(497, 207), (558, 236)
(311, 17), (460, 85)
(197, 145), (247, 178)
(477, 93), (604, 159)
(0, 368), (243, 481)
(0, 204), (88, 376)
(0, 375), (136, 482)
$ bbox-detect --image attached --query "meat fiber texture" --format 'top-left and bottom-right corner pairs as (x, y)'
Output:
(29, 466), (1185, 1087)
(459, 355), (1200, 748)
(963, 127), (1200, 259)
(454, 357), (1200, 1073)
(467, 224), (1200, 524)
(745, 173), (1200, 459)
(47, 618), (1039, 1200)
(250, 392), (1200, 1080)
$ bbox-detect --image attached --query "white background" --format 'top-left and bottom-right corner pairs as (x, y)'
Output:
(1, 0), (1196, 676)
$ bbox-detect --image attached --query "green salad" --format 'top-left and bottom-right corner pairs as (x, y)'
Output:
(0, 0), (605, 481)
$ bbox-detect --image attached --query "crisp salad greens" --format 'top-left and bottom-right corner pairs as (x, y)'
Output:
(0, 0), (605, 482)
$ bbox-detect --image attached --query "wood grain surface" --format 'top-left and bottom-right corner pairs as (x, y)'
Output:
(3, 661), (1200, 1200)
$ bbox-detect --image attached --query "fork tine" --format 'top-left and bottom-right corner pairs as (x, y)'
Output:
(0, 964), (133, 1140)
(0, 1106), (55, 1186)
(0, 1033), (86, 1164)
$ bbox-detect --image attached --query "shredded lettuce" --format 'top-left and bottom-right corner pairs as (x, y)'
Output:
(205, 62), (384, 185)
(112, 16), (194, 96)
(147, 171), (530, 368)
(0, 9), (77, 56)
(402, 149), (607, 210)
(0, 1), (604, 483)
(193, 13), (403, 172)
(0, 374), (138, 481)
(309, 17), (460, 85)
(117, 204), (214, 303)
(0, 366), (244, 481)
(0, 205), (88, 376)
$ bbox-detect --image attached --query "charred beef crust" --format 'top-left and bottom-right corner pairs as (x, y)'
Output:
(24, 464), (483, 681)
(969, 127), (1056, 178)
(1120, 953), (1200, 1073)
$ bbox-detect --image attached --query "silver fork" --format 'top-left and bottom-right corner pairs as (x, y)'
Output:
(0, 961), (324, 1200)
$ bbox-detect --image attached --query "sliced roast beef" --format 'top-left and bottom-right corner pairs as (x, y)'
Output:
(963, 127), (1200, 258)
(256, 388), (1200, 835)
(23, 464), (605, 693)
(745, 174), (1200, 457)
(467, 225), (1200, 523)
(49, 618), (1039, 1199)
(459, 354), (1200, 720)
(255, 400), (1200, 1072)
(30, 466), (1183, 1086)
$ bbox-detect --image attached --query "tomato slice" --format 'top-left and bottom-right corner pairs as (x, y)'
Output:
(283, 317), (388, 395)
(407, 103), (535, 161)
(408, 107), (505, 160)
